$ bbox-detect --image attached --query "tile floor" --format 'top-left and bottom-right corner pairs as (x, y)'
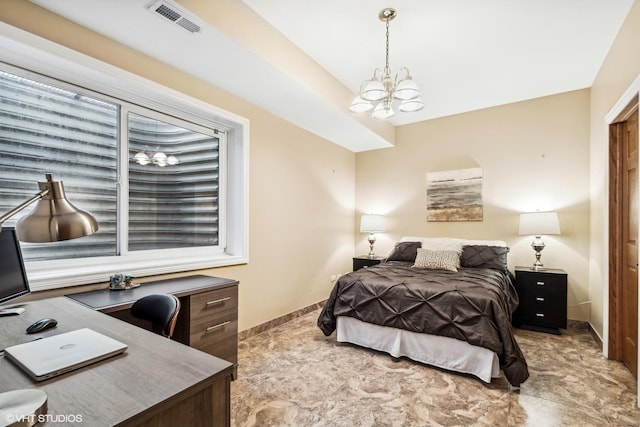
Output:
(231, 310), (640, 426)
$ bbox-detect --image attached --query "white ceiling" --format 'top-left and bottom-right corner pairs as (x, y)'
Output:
(28, 0), (635, 152)
(242, 0), (634, 125)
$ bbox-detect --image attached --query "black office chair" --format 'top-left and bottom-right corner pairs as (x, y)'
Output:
(131, 294), (180, 338)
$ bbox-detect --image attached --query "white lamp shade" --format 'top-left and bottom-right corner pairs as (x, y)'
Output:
(393, 77), (419, 101)
(399, 97), (424, 113)
(349, 96), (374, 113)
(372, 102), (395, 119)
(360, 214), (385, 233)
(360, 79), (388, 102)
(519, 212), (560, 236)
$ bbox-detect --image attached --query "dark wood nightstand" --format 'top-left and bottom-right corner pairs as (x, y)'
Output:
(513, 267), (567, 334)
(353, 256), (385, 271)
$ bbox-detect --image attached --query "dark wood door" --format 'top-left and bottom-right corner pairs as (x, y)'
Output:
(622, 109), (639, 378)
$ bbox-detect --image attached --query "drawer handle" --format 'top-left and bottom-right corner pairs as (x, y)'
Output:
(536, 313), (545, 317)
(536, 281), (545, 286)
(206, 297), (231, 306)
(536, 297), (545, 302)
(206, 321), (231, 332)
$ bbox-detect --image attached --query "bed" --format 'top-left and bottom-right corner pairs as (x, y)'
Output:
(317, 237), (529, 386)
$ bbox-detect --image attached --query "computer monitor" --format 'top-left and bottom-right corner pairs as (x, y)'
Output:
(0, 227), (30, 316)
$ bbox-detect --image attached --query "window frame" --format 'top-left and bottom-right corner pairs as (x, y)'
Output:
(121, 105), (228, 256)
(0, 24), (249, 291)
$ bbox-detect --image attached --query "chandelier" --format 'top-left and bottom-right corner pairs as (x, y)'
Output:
(133, 150), (179, 167)
(349, 8), (423, 119)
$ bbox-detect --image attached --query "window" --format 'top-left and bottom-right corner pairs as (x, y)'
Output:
(0, 30), (249, 291)
(127, 111), (222, 252)
(0, 69), (224, 259)
(0, 70), (119, 260)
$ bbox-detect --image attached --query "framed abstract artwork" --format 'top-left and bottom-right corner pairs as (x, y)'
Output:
(427, 167), (483, 222)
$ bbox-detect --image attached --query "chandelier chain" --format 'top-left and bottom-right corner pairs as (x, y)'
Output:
(384, 17), (391, 76)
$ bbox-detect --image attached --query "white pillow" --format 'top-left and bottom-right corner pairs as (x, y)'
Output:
(459, 239), (507, 247)
(401, 237), (463, 253)
(400, 236), (507, 249)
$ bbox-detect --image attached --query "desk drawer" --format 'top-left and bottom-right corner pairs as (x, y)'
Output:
(189, 284), (238, 366)
(190, 286), (238, 320)
(191, 311), (238, 362)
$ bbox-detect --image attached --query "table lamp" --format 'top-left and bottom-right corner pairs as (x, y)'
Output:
(360, 214), (385, 258)
(519, 211), (560, 270)
(0, 174), (98, 422)
(0, 173), (98, 314)
(0, 173), (98, 242)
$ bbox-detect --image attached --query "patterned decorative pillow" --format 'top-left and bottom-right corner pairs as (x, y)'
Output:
(386, 241), (422, 262)
(413, 248), (460, 271)
(460, 245), (509, 271)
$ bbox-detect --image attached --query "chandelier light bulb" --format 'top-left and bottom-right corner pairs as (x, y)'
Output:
(167, 155), (179, 166)
(133, 150), (178, 167)
(152, 152), (168, 167)
(134, 151), (150, 165)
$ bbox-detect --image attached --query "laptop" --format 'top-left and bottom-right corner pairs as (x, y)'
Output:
(4, 328), (128, 381)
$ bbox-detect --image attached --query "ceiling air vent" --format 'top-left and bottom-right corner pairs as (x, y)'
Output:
(147, 0), (202, 34)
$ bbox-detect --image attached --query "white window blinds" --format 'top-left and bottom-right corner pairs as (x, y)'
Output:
(127, 112), (219, 251)
(0, 68), (222, 261)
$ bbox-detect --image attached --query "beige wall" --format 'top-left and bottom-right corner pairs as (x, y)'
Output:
(356, 89), (591, 321)
(0, 1), (355, 332)
(4, 0), (640, 338)
(589, 0), (640, 339)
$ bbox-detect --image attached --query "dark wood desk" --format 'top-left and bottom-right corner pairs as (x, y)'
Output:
(0, 297), (233, 426)
(66, 275), (239, 378)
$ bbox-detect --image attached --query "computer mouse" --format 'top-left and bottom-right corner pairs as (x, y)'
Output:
(26, 318), (58, 334)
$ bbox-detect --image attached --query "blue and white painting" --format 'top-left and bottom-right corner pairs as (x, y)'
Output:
(427, 167), (483, 222)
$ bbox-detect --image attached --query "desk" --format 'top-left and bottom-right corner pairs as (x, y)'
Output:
(66, 275), (239, 378)
(0, 297), (233, 426)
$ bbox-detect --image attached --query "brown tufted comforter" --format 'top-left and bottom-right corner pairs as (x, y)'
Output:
(317, 261), (529, 386)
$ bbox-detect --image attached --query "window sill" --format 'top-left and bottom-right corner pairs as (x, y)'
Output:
(26, 251), (247, 292)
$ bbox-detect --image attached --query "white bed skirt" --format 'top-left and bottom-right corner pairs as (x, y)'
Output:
(336, 316), (500, 383)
